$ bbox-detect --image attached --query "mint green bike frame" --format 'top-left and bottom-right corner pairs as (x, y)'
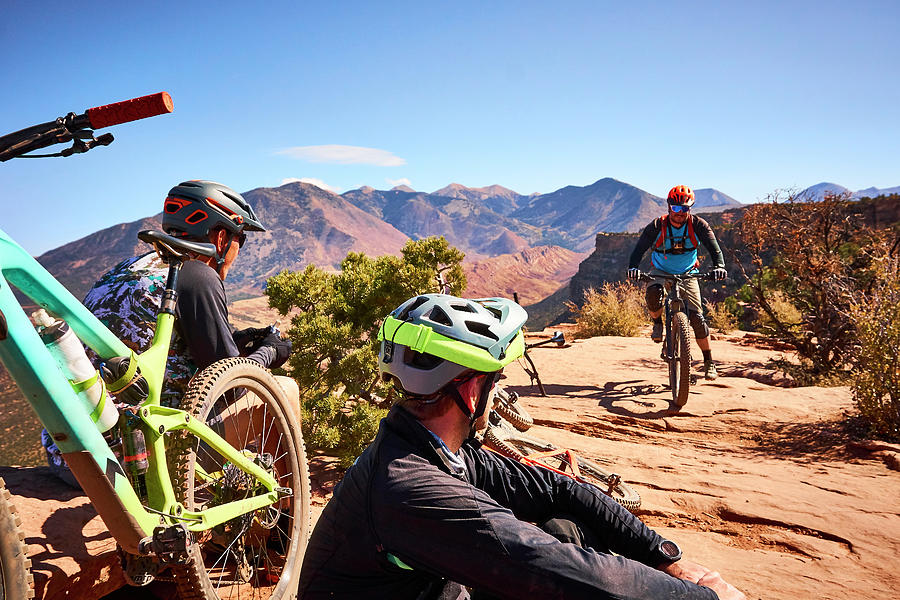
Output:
(0, 227), (280, 554)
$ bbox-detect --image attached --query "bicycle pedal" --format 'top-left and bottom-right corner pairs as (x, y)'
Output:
(689, 374), (698, 385)
(139, 523), (192, 565)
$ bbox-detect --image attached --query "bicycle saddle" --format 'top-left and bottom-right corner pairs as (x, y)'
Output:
(137, 229), (216, 262)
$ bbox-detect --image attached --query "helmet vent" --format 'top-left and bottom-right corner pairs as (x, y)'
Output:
(404, 349), (443, 370)
(398, 296), (429, 320)
(450, 302), (477, 313)
(428, 306), (452, 326)
(483, 306), (502, 320)
(466, 321), (498, 341)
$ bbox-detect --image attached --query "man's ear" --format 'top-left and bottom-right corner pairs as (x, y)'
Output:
(210, 228), (228, 253)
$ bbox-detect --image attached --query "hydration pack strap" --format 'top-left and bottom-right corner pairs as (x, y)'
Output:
(655, 214), (698, 253)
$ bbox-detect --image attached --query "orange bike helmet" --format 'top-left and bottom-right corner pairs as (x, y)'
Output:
(667, 185), (695, 208)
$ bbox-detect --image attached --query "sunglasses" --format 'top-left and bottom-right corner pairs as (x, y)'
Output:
(669, 205), (691, 214)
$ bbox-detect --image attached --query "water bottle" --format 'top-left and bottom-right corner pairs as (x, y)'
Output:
(33, 310), (119, 433)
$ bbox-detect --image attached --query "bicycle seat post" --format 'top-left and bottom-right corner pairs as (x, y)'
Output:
(160, 261), (183, 315)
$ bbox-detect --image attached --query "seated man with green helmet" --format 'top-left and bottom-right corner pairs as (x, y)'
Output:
(298, 294), (745, 599)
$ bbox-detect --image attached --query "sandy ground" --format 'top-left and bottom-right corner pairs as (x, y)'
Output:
(5, 328), (898, 599)
(493, 329), (900, 599)
(309, 328), (900, 600)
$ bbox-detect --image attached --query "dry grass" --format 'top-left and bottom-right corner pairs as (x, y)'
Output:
(566, 283), (647, 338)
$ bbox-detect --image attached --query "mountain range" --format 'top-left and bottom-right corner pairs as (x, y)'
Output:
(798, 182), (900, 202)
(34, 177), (743, 301)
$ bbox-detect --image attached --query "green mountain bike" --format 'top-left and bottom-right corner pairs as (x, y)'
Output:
(0, 95), (310, 599)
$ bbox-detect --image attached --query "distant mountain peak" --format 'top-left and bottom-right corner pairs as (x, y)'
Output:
(799, 182), (852, 202)
(357, 185), (375, 194)
(432, 183), (468, 195)
(391, 184), (415, 192)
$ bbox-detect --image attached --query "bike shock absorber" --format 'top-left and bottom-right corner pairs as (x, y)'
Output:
(119, 408), (149, 500)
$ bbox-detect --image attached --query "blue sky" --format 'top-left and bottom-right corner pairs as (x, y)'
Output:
(2, 1), (898, 254)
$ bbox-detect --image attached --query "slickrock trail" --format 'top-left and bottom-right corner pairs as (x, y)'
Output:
(4, 329), (897, 599)
(482, 329), (900, 600)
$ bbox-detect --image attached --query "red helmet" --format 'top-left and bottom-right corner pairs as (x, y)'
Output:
(667, 185), (695, 208)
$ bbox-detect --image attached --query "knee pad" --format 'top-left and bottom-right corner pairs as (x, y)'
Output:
(689, 310), (709, 339)
(645, 284), (664, 313)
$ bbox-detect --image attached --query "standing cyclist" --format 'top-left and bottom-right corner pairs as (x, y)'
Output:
(298, 293), (745, 600)
(627, 185), (727, 380)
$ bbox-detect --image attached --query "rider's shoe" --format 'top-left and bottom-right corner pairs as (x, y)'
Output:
(704, 359), (718, 381)
(651, 321), (663, 343)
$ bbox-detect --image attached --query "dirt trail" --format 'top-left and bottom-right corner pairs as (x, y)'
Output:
(480, 329), (900, 600)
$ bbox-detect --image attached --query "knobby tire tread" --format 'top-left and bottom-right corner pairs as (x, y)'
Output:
(493, 389), (533, 432)
(672, 312), (692, 406)
(168, 357), (311, 600)
(0, 478), (35, 600)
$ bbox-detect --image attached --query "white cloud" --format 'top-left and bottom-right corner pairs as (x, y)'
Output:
(276, 144), (406, 167)
(386, 177), (412, 187)
(281, 177), (337, 192)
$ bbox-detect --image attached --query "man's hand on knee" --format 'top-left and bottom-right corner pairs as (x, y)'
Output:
(659, 560), (746, 600)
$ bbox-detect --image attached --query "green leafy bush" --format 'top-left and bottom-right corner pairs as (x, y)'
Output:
(566, 283), (647, 338)
(851, 253), (900, 440)
(265, 236), (466, 466)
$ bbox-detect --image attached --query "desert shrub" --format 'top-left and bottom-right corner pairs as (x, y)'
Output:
(731, 192), (881, 375)
(266, 236), (466, 465)
(565, 282), (646, 338)
(707, 300), (738, 333)
(850, 251), (900, 440)
(752, 290), (802, 336)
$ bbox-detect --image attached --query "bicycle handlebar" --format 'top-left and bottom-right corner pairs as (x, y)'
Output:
(636, 270), (715, 283)
(86, 92), (173, 129)
(525, 330), (566, 349)
(0, 92), (173, 161)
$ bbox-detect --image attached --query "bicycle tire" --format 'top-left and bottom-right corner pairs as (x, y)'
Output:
(169, 358), (311, 600)
(0, 478), (34, 600)
(670, 312), (692, 407)
(489, 434), (641, 512)
(482, 425), (525, 459)
(493, 388), (533, 432)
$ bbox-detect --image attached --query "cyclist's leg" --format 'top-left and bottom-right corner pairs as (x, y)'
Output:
(646, 281), (665, 341)
(645, 282), (665, 320)
(680, 280), (717, 378)
(538, 514), (609, 554)
(470, 515), (611, 599)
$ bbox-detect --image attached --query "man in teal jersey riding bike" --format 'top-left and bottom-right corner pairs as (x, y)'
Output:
(298, 293), (745, 600)
(43, 180), (294, 483)
(627, 185), (727, 380)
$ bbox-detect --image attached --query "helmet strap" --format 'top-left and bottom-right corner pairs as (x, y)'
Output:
(448, 371), (501, 437)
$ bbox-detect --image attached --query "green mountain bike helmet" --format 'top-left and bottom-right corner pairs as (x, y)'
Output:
(378, 294), (527, 420)
(162, 180), (266, 240)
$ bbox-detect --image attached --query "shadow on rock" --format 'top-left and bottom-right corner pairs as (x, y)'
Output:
(746, 418), (856, 461)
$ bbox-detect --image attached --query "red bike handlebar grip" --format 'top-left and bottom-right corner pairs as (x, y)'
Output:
(86, 92), (173, 129)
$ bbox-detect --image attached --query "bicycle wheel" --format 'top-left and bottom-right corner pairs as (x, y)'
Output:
(669, 312), (692, 407)
(0, 478), (34, 600)
(482, 424), (525, 459)
(169, 358), (311, 600)
(494, 435), (641, 512)
(493, 388), (533, 432)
